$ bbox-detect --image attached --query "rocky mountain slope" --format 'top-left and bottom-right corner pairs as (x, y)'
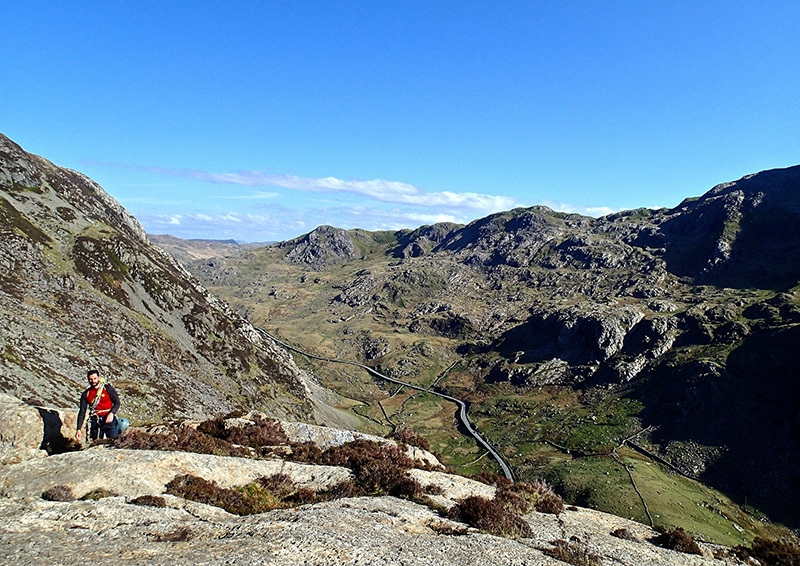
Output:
(0, 133), (350, 426)
(0, 393), (761, 566)
(168, 166), (800, 536)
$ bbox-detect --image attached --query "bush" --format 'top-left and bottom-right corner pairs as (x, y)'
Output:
(41, 485), (75, 502)
(471, 471), (514, 490)
(318, 439), (416, 496)
(165, 474), (261, 515)
(112, 426), (250, 458)
(165, 472), (356, 514)
(391, 428), (431, 451)
(531, 479), (564, 515)
(545, 538), (602, 566)
(256, 473), (296, 499)
(197, 416), (288, 448)
(287, 442), (324, 463)
(652, 526), (702, 555)
(154, 527), (192, 542)
(735, 536), (800, 566)
(447, 495), (533, 538)
(424, 483), (446, 496)
(314, 480), (361, 501)
(130, 495), (167, 508)
(610, 527), (638, 541)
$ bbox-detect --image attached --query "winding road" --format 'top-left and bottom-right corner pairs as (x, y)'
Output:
(255, 327), (515, 481)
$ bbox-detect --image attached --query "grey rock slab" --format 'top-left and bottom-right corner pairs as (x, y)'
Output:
(0, 446), (352, 499)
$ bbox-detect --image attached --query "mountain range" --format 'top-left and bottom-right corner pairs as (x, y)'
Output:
(162, 162), (800, 535)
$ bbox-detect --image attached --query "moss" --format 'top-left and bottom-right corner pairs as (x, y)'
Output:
(80, 487), (118, 501)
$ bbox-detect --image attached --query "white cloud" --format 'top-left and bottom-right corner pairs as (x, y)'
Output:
(538, 200), (620, 218)
(147, 166), (517, 212)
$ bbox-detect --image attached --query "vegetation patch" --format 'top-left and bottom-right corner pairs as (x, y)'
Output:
(80, 487), (118, 501)
(111, 426), (251, 458)
(129, 495), (167, 508)
(544, 537), (602, 566)
(735, 537), (800, 566)
(651, 526), (702, 555)
(197, 415), (288, 450)
(447, 495), (533, 538)
(153, 527), (193, 542)
(41, 485), (76, 502)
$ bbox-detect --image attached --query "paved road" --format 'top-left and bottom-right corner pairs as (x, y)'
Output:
(256, 327), (515, 481)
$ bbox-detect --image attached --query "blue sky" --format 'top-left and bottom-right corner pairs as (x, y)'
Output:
(3, 2), (799, 242)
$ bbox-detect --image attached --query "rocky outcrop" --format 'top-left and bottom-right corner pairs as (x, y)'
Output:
(0, 393), (76, 464)
(283, 225), (361, 270)
(0, 396), (747, 565)
(0, 494), (748, 566)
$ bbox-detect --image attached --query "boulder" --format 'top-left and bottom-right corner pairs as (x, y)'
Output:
(0, 393), (76, 464)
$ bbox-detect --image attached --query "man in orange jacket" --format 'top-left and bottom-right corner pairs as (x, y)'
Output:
(75, 369), (121, 442)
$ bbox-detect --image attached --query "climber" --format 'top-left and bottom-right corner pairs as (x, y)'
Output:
(75, 369), (121, 442)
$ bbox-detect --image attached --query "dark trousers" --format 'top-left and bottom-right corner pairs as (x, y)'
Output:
(90, 415), (119, 439)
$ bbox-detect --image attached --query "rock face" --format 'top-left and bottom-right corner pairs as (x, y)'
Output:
(0, 397), (747, 566)
(283, 225), (361, 270)
(0, 133), (348, 426)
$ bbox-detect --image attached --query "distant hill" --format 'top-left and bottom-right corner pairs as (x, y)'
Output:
(149, 234), (270, 264)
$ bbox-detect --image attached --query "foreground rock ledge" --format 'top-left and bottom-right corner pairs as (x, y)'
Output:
(0, 447), (745, 565)
(0, 495), (741, 566)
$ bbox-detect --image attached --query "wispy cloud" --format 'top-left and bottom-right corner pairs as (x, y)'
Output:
(146, 166), (517, 211)
(137, 202), (482, 242)
(538, 200), (620, 218)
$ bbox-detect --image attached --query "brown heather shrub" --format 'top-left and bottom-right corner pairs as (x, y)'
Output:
(256, 473), (296, 499)
(652, 526), (702, 555)
(447, 495), (533, 538)
(735, 536), (800, 566)
(41, 484), (75, 502)
(198, 416), (288, 448)
(531, 479), (564, 514)
(130, 495), (167, 508)
(319, 439), (417, 496)
(165, 474), (264, 515)
(545, 538), (602, 566)
(166, 473), (360, 514)
(285, 487), (318, 505)
(472, 471), (514, 490)
(424, 483), (446, 496)
(287, 441), (324, 463)
(610, 527), (638, 541)
(429, 519), (469, 536)
(112, 427), (250, 458)
(391, 428), (431, 451)
(495, 488), (531, 515)
(316, 480), (362, 501)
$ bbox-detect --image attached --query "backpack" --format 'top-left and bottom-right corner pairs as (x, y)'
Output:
(116, 416), (130, 433)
